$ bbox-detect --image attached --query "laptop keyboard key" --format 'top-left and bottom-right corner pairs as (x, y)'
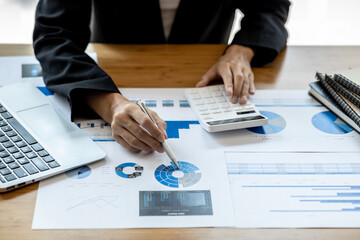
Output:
(0, 151), (9, 158)
(9, 162), (20, 169)
(31, 158), (49, 171)
(42, 155), (54, 163)
(0, 145), (4, 151)
(0, 162), (6, 169)
(16, 141), (27, 148)
(7, 146), (19, 154)
(11, 135), (22, 142)
(0, 176), (5, 183)
(48, 161), (60, 168)
(3, 156), (15, 164)
(0, 107), (6, 113)
(0, 121), (7, 127)
(31, 143), (43, 152)
(38, 150), (49, 157)
(0, 167), (11, 176)
(3, 141), (14, 148)
(23, 163), (39, 175)
(0, 136), (9, 143)
(5, 173), (16, 181)
(13, 168), (28, 178)
(6, 130), (17, 137)
(20, 146), (32, 153)
(1, 125), (12, 132)
(13, 152), (24, 159)
(17, 157), (30, 165)
(26, 152), (37, 159)
(7, 118), (37, 144)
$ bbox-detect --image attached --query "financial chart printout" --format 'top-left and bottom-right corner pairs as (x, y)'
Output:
(33, 143), (234, 229)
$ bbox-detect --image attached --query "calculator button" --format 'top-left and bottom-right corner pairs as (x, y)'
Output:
(208, 104), (219, 110)
(200, 91), (211, 98)
(198, 106), (208, 111)
(205, 99), (215, 104)
(190, 94), (201, 100)
(212, 91), (223, 97)
(200, 112), (210, 116)
(216, 97), (226, 103)
(193, 100), (205, 106)
(219, 103), (230, 108)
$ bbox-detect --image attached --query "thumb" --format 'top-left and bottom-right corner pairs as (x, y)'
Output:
(196, 66), (219, 87)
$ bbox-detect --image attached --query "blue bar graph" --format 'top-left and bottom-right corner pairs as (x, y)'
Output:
(242, 185), (360, 213)
(165, 121), (199, 138)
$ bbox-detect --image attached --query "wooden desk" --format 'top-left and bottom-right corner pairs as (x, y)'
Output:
(0, 44), (360, 240)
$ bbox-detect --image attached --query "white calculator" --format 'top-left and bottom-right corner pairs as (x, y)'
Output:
(185, 85), (268, 132)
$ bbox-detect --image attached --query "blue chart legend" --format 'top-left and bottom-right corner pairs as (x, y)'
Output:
(154, 161), (201, 188)
(247, 111), (286, 134)
(66, 166), (92, 179)
(227, 163), (360, 175)
(242, 185), (360, 213)
(165, 121), (199, 138)
(312, 111), (353, 134)
(115, 162), (143, 178)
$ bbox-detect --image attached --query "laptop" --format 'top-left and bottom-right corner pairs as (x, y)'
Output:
(0, 82), (106, 192)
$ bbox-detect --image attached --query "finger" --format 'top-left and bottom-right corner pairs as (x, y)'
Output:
(240, 72), (250, 104)
(117, 116), (163, 152)
(112, 121), (154, 152)
(249, 72), (256, 95)
(196, 66), (219, 87)
(218, 63), (234, 96)
(130, 107), (165, 143)
(230, 64), (244, 104)
(149, 110), (168, 139)
(113, 134), (141, 153)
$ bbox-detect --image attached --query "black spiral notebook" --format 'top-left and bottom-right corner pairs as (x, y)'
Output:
(309, 71), (360, 133)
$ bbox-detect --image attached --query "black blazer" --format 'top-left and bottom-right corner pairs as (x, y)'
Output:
(33, 0), (290, 118)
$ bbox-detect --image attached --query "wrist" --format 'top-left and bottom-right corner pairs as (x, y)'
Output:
(225, 45), (255, 62)
(85, 91), (124, 123)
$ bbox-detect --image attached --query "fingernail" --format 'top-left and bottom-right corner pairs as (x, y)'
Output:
(227, 87), (233, 95)
(163, 129), (168, 139)
(231, 96), (237, 103)
(250, 89), (255, 94)
(241, 96), (247, 104)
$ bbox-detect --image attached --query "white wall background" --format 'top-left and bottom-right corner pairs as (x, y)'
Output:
(0, 0), (359, 45)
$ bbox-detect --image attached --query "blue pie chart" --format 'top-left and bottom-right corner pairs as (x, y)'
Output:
(312, 111), (353, 134)
(155, 161), (201, 188)
(65, 165), (91, 179)
(247, 111), (286, 134)
(115, 162), (143, 178)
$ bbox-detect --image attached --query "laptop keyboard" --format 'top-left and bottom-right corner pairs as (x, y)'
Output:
(0, 103), (60, 184)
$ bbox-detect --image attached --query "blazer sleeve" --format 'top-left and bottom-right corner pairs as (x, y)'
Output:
(232, 0), (290, 66)
(33, 0), (120, 120)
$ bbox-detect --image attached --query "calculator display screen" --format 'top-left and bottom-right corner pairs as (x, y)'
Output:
(206, 115), (266, 126)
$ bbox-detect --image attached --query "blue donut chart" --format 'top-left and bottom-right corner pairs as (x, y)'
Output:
(312, 111), (353, 134)
(154, 161), (201, 188)
(115, 162), (143, 178)
(66, 165), (91, 179)
(247, 111), (286, 134)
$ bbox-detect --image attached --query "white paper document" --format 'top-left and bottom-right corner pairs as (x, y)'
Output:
(32, 142), (235, 229)
(227, 151), (360, 228)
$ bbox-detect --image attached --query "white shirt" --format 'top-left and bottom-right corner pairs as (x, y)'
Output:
(159, 0), (181, 40)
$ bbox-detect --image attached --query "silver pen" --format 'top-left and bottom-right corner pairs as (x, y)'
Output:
(136, 100), (180, 169)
